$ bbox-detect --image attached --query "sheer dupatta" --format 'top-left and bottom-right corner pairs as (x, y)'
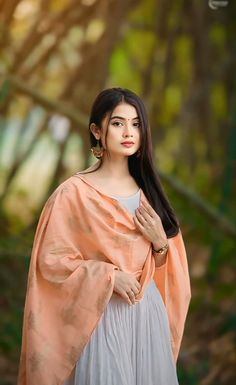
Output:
(17, 174), (191, 385)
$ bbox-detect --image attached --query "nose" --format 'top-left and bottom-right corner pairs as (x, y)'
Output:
(123, 122), (134, 137)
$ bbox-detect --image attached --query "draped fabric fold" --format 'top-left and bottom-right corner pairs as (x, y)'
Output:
(154, 232), (191, 361)
(17, 173), (191, 385)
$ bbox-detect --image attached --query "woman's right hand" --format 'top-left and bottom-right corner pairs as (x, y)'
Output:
(113, 270), (141, 305)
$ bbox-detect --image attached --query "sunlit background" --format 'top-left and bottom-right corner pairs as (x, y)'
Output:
(0, 0), (235, 384)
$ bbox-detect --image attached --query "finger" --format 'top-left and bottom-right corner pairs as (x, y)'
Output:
(135, 281), (141, 291)
(133, 215), (145, 232)
(131, 286), (139, 296)
(138, 206), (153, 222)
(121, 291), (132, 305)
(135, 210), (153, 235)
(135, 209), (147, 225)
(131, 279), (141, 293)
(141, 200), (157, 218)
(127, 290), (136, 304)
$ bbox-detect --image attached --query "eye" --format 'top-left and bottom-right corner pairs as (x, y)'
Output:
(133, 122), (140, 128)
(112, 121), (123, 127)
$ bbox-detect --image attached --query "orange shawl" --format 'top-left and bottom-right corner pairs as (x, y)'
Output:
(17, 173), (191, 385)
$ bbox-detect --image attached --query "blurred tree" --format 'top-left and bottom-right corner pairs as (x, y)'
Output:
(0, 0), (235, 384)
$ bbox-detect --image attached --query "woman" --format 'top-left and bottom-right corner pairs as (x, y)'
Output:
(17, 87), (191, 385)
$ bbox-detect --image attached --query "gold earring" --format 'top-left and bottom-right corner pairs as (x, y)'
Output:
(90, 139), (104, 158)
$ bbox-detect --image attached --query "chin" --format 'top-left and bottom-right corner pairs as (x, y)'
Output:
(110, 148), (138, 157)
(122, 149), (137, 155)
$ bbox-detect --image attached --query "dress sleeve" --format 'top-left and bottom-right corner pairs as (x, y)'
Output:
(153, 230), (191, 362)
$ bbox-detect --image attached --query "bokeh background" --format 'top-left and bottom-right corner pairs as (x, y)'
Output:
(0, 0), (235, 384)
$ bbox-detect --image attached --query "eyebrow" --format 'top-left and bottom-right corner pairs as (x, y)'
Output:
(110, 115), (139, 120)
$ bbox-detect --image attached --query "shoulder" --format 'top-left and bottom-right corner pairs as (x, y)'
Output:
(44, 173), (86, 209)
(35, 173), (89, 230)
(57, 173), (84, 192)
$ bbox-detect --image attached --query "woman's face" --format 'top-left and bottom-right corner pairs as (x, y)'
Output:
(100, 102), (141, 157)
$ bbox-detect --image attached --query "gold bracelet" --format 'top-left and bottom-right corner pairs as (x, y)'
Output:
(152, 243), (169, 255)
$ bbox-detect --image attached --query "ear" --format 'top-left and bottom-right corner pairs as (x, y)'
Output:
(90, 123), (101, 140)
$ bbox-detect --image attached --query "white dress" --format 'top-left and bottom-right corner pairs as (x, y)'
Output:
(64, 190), (179, 385)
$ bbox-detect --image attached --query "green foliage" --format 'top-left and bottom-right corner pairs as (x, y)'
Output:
(110, 46), (142, 93)
(0, 0), (235, 383)
(0, 80), (11, 104)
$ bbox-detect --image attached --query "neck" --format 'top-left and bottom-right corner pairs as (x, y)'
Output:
(96, 154), (131, 179)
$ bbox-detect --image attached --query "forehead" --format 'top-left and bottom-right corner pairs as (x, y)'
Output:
(111, 103), (138, 119)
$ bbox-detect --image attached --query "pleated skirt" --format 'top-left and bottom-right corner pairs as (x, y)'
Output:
(64, 279), (179, 385)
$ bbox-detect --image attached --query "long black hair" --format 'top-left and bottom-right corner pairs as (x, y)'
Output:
(84, 87), (179, 238)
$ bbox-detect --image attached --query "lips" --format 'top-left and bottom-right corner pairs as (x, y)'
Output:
(121, 142), (135, 148)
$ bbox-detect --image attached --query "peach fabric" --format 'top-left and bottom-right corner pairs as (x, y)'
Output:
(154, 233), (191, 360)
(17, 173), (191, 385)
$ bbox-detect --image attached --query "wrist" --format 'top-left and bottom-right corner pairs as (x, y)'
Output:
(152, 242), (169, 268)
(152, 241), (169, 255)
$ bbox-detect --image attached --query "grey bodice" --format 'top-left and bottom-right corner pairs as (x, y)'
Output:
(110, 189), (141, 215)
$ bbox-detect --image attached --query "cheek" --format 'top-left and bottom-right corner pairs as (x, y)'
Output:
(101, 129), (116, 149)
(106, 128), (118, 141)
(136, 130), (141, 144)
